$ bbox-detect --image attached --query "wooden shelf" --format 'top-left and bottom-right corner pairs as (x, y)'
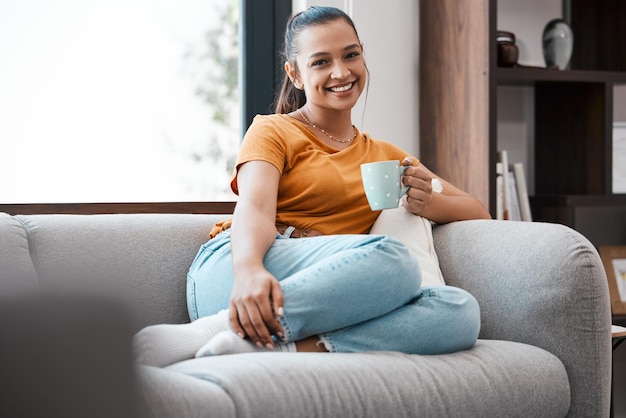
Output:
(530, 195), (626, 245)
(497, 68), (626, 85)
(615, 315), (626, 327)
(419, 0), (626, 243)
(531, 194), (626, 207)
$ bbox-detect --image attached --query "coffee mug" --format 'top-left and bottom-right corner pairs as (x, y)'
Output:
(360, 160), (409, 210)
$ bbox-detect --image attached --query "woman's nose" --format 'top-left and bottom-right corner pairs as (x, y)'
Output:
(330, 61), (350, 79)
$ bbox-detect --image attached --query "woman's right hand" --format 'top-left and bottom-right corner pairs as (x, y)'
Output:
(229, 265), (285, 349)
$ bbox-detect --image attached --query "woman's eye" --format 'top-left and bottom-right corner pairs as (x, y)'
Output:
(312, 59), (327, 66)
(346, 52), (360, 59)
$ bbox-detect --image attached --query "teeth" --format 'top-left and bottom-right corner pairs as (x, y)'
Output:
(330, 83), (352, 92)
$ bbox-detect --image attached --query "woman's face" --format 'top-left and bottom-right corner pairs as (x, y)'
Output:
(290, 19), (366, 114)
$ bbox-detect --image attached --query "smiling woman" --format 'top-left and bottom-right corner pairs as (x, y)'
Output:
(0, 0), (240, 205)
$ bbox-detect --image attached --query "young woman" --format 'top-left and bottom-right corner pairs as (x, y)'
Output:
(133, 6), (491, 367)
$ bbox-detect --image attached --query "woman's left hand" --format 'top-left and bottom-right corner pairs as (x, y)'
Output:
(400, 156), (433, 215)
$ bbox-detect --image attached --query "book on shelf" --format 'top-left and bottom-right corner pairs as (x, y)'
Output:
(497, 151), (511, 220)
(496, 165), (504, 221)
(507, 170), (522, 221)
(496, 150), (532, 221)
(513, 162), (532, 221)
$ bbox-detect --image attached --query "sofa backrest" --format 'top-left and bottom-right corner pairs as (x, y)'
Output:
(1, 213), (229, 331)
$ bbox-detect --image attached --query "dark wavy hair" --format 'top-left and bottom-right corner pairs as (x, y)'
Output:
(273, 6), (368, 114)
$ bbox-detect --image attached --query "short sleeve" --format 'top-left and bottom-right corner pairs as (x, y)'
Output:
(230, 115), (289, 195)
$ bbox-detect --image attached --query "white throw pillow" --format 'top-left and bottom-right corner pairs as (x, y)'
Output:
(369, 207), (445, 287)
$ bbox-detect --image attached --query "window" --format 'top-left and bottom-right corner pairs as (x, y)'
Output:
(0, 0), (241, 204)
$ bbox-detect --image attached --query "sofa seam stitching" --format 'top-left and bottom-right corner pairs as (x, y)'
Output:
(14, 215), (43, 290)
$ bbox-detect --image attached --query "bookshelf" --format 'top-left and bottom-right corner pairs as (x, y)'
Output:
(419, 0), (626, 245)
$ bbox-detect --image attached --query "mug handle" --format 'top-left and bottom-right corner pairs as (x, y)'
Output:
(400, 165), (410, 195)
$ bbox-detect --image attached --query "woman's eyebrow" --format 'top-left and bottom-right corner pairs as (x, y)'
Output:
(307, 44), (361, 60)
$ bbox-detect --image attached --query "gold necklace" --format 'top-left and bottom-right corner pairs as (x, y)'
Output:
(298, 109), (356, 144)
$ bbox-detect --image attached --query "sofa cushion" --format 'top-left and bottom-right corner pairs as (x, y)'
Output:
(137, 366), (235, 418)
(369, 207), (444, 286)
(166, 340), (569, 418)
(0, 212), (39, 294)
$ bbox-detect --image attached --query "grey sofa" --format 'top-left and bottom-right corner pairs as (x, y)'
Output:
(0, 212), (612, 417)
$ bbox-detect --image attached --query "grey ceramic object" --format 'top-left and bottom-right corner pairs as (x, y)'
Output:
(542, 19), (574, 70)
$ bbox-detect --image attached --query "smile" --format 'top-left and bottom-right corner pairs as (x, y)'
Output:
(328, 83), (353, 93)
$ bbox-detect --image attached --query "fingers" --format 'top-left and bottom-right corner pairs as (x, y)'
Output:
(229, 302), (270, 349)
(401, 155), (417, 166)
(403, 166), (433, 194)
(401, 157), (435, 214)
(228, 306), (246, 340)
(229, 303), (276, 349)
(402, 165), (434, 214)
(271, 281), (285, 339)
(228, 283), (285, 349)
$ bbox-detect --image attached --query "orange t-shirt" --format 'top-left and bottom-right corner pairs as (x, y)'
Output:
(212, 114), (415, 237)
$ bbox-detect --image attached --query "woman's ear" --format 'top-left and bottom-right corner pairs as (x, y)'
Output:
(285, 61), (302, 90)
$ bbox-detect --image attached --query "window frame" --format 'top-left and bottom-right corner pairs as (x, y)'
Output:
(0, 0), (291, 216)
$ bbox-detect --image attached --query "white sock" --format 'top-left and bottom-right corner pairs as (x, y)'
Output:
(133, 309), (230, 367)
(195, 330), (297, 357)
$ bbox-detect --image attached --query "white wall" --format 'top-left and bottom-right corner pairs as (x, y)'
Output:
(293, 0), (419, 156)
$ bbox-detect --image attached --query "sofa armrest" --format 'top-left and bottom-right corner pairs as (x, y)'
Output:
(433, 219), (611, 417)
(0, 213), (39, 294)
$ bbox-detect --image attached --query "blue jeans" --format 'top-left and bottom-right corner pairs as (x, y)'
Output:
(187, 231), (480, 354)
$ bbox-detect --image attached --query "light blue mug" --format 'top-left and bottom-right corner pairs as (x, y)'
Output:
(360, 160), (409, 210)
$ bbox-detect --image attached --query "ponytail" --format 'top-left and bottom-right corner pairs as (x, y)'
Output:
(274, 74), (306, 114)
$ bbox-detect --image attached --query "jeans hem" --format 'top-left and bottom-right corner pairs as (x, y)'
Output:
(318, 334), (336, 353)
